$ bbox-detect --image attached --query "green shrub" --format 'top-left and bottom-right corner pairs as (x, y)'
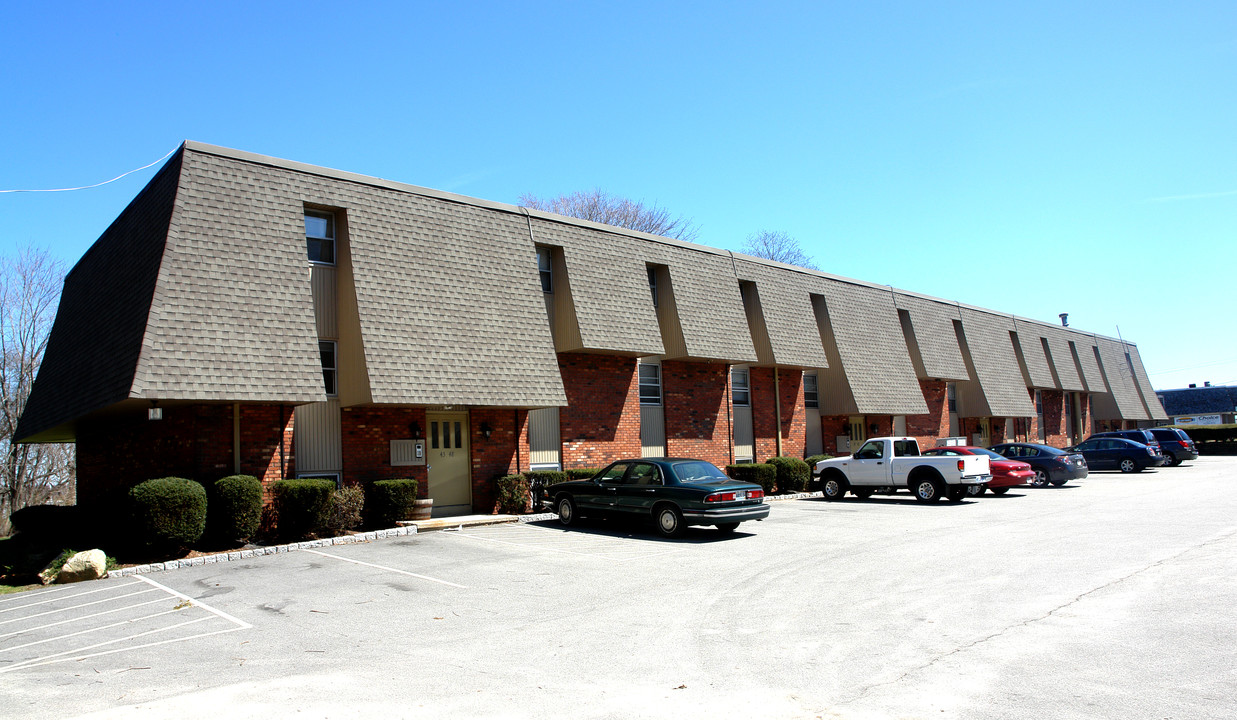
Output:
(767, 456), (810, 493)
(271, 478), (335, 540)
(365, 479), (419, 528)
(566, 468), (601, 480)
(726, 463), (777, 493)
(129, 477), (208, 552)
(805, 454), (833, 471)
(495, 474), (530, 514)
(323, 486), (364, 535)
(8, 505), (84, 542)
(208, 475), (263, 544)
(526, 470), (567, 486)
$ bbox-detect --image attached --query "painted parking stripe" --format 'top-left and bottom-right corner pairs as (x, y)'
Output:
(0, 587), (160, 626)
(446, 523), (688, 561)
(4, 607), (187, 652)
(303, 550), (468, 589)
(0, 616), (218, 673)
(135, 575), (252, 629)
(0, 581), (145, 613)
(0, 597), (169, 641)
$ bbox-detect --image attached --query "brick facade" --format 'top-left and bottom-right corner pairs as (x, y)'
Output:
(663, 360), (732, 467)
(340, 406), (428, 492)
(558, 353), (642, 468)
(907, 379), (949, 449)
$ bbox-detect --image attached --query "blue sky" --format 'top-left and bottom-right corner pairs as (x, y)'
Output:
(3, 2), (1234, 392)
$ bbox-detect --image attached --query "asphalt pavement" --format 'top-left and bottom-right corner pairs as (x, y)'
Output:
(2, 457), (1234, 719)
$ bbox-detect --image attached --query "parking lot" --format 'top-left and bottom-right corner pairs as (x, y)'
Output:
(3, 457), (1235, 720)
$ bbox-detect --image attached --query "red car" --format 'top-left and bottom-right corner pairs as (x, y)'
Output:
(922, 446), (1035, 496)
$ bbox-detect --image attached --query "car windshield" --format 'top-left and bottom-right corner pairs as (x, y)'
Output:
(672, 461), (731, 484)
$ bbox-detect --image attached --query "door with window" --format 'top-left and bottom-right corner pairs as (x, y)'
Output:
(426, 412), (471, 515)
(731, 368), (754, 461)
(639, 362), (666, 457)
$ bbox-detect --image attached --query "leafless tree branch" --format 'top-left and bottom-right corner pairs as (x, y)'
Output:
(520, 188), (700, 243)
(740, 230), (819, 271)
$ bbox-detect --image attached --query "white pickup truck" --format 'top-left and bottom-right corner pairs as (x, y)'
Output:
(814, 437), (992, 502)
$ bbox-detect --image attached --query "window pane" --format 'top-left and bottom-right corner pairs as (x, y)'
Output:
(454, 422), (462, 448)
(305, 212), (333, 239)
(431, 422), (439, 449)
(647, 267), (658, 306)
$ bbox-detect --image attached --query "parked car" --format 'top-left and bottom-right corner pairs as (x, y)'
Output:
(923, 446), (1035, 496)
(1144, 427), (1199, 466)
(1089, 430), (1167, 466)
(989, 442), (1089, 486)
(542, 458), (769, 537)
(1066, 437), (1160, 473)
(813, 437), (992, 502)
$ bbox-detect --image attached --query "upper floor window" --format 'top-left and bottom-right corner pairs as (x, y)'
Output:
(804, 374), (819, 409)
(536, 247), (552, 293)
(947, 382), (957, 412)
(731, 369), (750, 406)
(319, 340), (338, 396)
(647, 267), (658, 307)
(639, 363), (662, 405)
(305, 210), (336, 265)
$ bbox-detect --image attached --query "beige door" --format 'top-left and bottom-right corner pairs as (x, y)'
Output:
(426, 412), (471, 515)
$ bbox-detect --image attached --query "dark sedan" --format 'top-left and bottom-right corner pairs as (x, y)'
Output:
(543, 458), (769, 537)
(990, 442), (1089, 487)
(1066, 437), (1160, 473)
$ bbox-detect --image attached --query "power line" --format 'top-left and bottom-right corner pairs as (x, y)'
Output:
(0, 148), (177, 194)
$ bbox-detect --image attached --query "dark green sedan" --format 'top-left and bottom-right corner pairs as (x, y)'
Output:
(543, 458), (769, 537)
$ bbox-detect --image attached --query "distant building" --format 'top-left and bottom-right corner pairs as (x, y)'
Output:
(16, 142), (1168, 515)
(1155, 384), (1237, 426)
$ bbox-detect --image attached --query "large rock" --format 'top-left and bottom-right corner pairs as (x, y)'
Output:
(53, 549), (109, 584)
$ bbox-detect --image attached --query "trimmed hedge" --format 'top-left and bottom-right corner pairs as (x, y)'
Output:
(8, 504), (84, 541)
(208, 475), (263, 543)
(495, 474), (530, 514)
(805, 454), (833, 471)
(271, 478), (335, 540)
(129, 477), (208, 552)
(726, 463), (777, 493)
(525, 470), (568, 486)
(566, 468), (601, 480)
(766, 456), (810, 493)
(366, 478), (419, 528)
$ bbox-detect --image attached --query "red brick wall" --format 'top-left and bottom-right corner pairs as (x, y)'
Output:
(558, 353), (641, 468)
(821, 415), (849, 455)
(907, 379), (949, 449)
(779, 370), (806, 459)
(470, 407), (524, 512)
(663, 360), (731, 467)
(341, 406), (428, 494)
(75, 403), (291, 506)
(1039, 389), (1069, 447)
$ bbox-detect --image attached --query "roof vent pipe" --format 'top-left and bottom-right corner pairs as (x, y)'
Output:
(1059, 313), (1069, 327)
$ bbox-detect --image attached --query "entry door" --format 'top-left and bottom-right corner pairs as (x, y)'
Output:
(731, 368), (754, 461)
(426, 412), (471, 515)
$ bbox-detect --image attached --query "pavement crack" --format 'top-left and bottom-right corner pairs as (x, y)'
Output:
(837, 527), (1237, 706)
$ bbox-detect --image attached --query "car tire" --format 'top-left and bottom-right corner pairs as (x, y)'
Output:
(1119, 458), (1140, 473)
(715, 522), (739, 533)
(990, 487), (1010, 496)
(967, 484), (985, 497)
(654, 504), (684, 538)
(821, 474), (848, 501)
(852, 488), (874, 500)
(1162, 455), (1180, 467)
(556, 496), (577, 527)
(946, 486), (967, 502)
(1050, 478), (1068, 486)
(914, 477), (944, 503)
(1031, 469), (1050, 487)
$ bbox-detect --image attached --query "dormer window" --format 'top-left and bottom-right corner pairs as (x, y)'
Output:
(537, 247), (552, 293)
(647, 267), (658, 307)
(305, 210), (336, 265)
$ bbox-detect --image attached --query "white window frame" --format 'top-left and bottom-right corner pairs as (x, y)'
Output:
(319, 340), (338, 397)
(305, 209), (336, 265)
(639, 362), (662, 406)
(536, 247), (553, 293)
(731, 369), (750, 407)
(804, 373), (819, 409)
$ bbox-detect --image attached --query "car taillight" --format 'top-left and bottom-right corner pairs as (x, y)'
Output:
(1147, 447), (1156, 456)
(748, 489), (764, 500)
(1177, 441), (1189, 449)
(957, 460), (965, 472)
(705, 492), (736, 503)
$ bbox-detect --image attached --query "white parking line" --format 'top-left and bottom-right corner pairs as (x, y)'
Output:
(0, 581), (145, 613)
(135, 575), (252, 629)
(446, 523), (688, 561)
(0, 597), (169, 641)
(0, 616), (218, 673)
(0, 587), (160, 626)
(303, 550), (468, 588)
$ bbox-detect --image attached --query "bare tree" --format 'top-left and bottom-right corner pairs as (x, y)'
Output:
(520, 188), (700, 243)
(1, 248), (73, 535)
(741, 230), (819, 271)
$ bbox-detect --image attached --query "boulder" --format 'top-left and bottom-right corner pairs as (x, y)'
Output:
(52, 549), (109, 584)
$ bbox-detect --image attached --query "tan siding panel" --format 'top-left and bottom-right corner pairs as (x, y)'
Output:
(640, 405), (667, 457)
(528, 407), (561, 467)
(295, 399), (342, 473)
(310, 264), (338, 339)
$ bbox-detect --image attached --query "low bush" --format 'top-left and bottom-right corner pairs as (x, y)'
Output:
(129, 477), (208, 553)
(495, 474), (531, 514)
(566, 468), (601, 480)
(366, 479), (419, 528)
(726, 463), (777, 493)
(766, 456), (810, 493)
(323, 486), (364, 535)
(805, 454), (833, 470)
(208, 475), (263, 544)
(525, 470), (567, 487)
(271, 478), (335, 540)
(8, 505), (84, 542)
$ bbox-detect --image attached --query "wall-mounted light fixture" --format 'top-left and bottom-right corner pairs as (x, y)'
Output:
(148, 400), (162, 421)
(408, 421), (421, 438)
(480, 422), (494, 440)
(869, 423), (878, 435)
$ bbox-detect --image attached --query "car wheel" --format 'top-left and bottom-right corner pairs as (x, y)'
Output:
(914, 478), (944, 503)
(1031, 469), (1050, 487)
(1119, 458), (1140, 473)
(821, 475), (848, 501)
(946, 486), (967, 502)
(967, 484), (985, 497)
(990, 487), (1010, 496)
(1162, 455), (1180, 467)
(852, 488), (874, 500)
(715, 522), (739, 533)
(556, 496), (577, 527)
(654, 504), (684, 538)
(1050, 478), (1068, 486)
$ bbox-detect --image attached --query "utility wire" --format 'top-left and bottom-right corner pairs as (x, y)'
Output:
(0, 147), (177, 194)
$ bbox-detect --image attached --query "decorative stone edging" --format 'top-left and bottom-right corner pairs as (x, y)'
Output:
(106, 525), (419, 578)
